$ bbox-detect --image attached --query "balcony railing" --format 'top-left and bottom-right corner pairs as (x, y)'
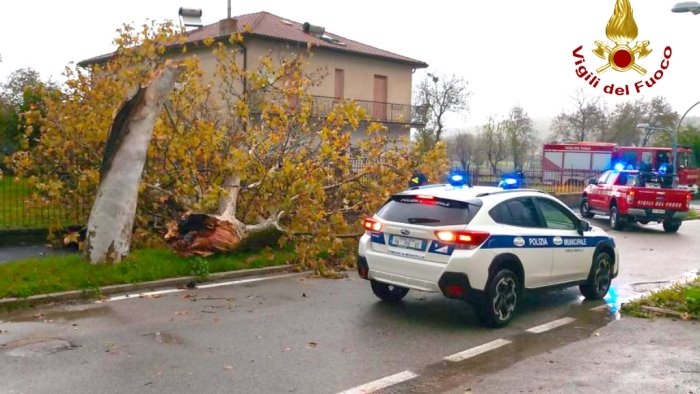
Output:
(311, 96), (426, 126)
(247, 94), (427, 126)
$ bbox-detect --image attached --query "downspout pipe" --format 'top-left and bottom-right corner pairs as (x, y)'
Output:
(237, 42), (247, 94)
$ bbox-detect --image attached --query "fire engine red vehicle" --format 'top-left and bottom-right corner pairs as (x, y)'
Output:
(543, 142), (699, 193)
(580, 169), (692, 233)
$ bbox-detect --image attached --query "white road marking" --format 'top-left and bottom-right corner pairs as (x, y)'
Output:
(444, 338), (512, 362)
(103, 288), (184, 302)
(97, 272), (302, 303)
(591, 304), (609, 311)
(197, 273), (302, 289)
(525, 317), (576, 333)
(336, 371), (418, 394)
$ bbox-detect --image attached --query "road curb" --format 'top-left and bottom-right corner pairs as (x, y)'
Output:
(0, 264), (299, 310)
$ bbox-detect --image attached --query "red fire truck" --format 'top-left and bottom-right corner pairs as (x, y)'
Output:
(543, 142), (699, 193)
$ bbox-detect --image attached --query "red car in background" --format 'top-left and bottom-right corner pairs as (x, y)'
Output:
(580, 169), (692, 233)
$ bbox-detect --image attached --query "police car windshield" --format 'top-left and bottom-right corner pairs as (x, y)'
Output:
(376, 195), (480, 226)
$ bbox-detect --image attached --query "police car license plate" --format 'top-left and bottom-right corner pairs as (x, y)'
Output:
(389, 235), (425, 251)
(652, 209), (665, 214)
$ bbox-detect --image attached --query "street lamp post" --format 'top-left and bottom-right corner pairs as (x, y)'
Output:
(636, 100), (700, 184)
(674, 100), (700, 175)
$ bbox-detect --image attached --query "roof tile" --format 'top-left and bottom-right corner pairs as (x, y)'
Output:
(79, 11), (428, 68)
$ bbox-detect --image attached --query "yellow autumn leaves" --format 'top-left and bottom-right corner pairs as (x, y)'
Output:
(7, 21), (448, 273)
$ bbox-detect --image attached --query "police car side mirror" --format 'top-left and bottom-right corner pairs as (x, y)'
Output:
(577, 220), (592, 235)
(588, 178), (597, 185)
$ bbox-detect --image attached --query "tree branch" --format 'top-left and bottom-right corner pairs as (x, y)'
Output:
(289, 171), (367, 202)
(243, 211), (284, 234)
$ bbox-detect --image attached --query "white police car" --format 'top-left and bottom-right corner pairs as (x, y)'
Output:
(357, 182), (619, 328)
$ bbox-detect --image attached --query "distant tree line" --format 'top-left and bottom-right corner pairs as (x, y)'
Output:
(413, 72), (699, 174)
(0, 68), (57, 170)
(550, 89), (679, 146)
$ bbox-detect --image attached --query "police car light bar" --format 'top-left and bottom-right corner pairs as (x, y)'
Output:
(500, 176), (521, 190)
(448, 169), (469, 187)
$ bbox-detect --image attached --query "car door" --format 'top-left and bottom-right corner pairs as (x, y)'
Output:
(487, 197), (554, 288)
(533, 197), (590, 283)
(601, 171), (618, 208)
(588, 171), (611, 210)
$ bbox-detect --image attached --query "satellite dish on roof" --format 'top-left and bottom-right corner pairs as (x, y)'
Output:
(179, 7), (203, 28)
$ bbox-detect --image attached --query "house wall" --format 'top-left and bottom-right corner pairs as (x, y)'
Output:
(186, 37), (415, 106)
(174, 37), (415, 142)
(245, 38), (415, 105)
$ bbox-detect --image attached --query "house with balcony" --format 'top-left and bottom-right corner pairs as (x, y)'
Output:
(78, 11), (428, 142)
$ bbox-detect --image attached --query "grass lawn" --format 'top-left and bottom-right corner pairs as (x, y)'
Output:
(0, 177), (85, 229)
(621, 276), (700, 319)
(0, 246), (296, 299)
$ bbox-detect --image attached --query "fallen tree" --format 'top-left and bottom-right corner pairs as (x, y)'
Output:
(84, 61), (185, 263)
(9, 22), (449, 272)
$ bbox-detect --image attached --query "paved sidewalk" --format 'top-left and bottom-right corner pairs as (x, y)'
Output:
(449, 317), (700, 393)
(0, 243), (69, 265)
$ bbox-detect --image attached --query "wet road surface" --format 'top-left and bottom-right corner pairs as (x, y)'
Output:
(0, 220), (698, 394)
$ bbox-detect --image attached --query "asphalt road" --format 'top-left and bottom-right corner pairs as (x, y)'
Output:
(0, 220), (698, 394)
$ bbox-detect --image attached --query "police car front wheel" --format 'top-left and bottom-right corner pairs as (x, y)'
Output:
(476, 269), (520, 328)
(579, 252), (613, 300)
(370, 280), (409, 302)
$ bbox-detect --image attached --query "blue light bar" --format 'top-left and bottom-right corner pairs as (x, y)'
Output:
(658, 163), (668, 175)
(447, 169), (469, 187)
(500, 176), (521, 189)
(613, 162), (625, 172)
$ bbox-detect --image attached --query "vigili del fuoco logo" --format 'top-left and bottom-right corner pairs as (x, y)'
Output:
(572, 0), (672, 96)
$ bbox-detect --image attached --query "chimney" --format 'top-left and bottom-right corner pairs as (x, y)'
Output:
(218, 18), (237, 36)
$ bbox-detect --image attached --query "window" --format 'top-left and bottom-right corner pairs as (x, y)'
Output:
(679, 152), (697, 169)
(616, 172), (638, 186)
(597, 171), (611, 184)
(376, 195), (481, 227)
(604, 171), (617, 185)
(373, 75), (388, 120)
(535, 198), (577, 230)
(489, 197), (542, 228)
(621, 151), (638, 168)
(655, 151), (670, 171)
(334, 69), (344, 99)
(640, 151), (653, 171)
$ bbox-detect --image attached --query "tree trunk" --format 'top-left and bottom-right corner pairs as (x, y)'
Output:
(217, 174), (241, 223)
(84, 61), (184, 264)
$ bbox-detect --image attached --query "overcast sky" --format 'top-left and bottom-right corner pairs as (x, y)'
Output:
(1, 1), (698, 131)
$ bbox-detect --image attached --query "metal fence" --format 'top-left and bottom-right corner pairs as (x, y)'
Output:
(0, 168), (605, 230)
(0, 178), (87, 230)
(310, 96), (427, 125)
(470, 168), (606, 194)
